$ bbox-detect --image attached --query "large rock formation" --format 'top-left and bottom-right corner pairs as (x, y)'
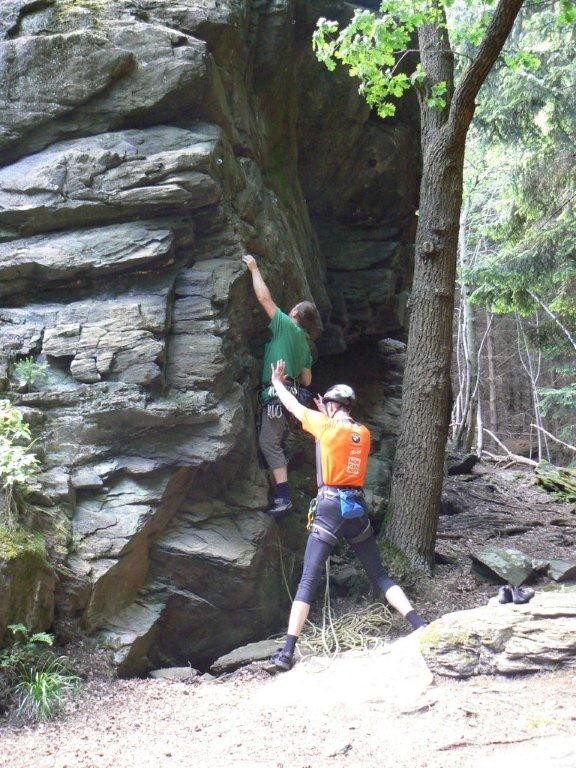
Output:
(0, 0), (419, 673)
(420, 590), (576, 677)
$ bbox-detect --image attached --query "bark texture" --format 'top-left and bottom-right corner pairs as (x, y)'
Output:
(385, 0), (525, 569)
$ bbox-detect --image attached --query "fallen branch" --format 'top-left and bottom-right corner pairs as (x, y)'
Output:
(530, 423), (576, 454)
(481, 448), (537, 468)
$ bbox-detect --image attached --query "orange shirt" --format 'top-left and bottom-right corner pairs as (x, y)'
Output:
(300, 409), (371, 487)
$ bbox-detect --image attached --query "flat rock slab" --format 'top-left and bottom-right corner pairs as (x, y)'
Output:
(474, 736), (576, 768)
(471, 546), (541, 585)
(210, 639), (280, 674)
(149, 667), (199, 680)
(420, 591), (576, 678)
(259, 632), (433, 713)
(548, 559), (576, 582)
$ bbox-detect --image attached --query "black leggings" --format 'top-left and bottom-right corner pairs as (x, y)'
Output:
(294, 497), (396, 604)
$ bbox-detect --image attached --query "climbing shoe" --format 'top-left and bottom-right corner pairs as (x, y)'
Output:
(271, 650), (294, 672)
(266, 498), (293, 519)
(511, 586), (535, 604)
(498, 585), (513, 604)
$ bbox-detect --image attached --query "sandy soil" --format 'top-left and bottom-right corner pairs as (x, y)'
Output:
(1, 467), (575, 768)
(1, 646), (575, 768)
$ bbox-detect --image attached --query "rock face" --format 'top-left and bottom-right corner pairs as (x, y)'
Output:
(0, 0), (419, 671)
(0, 530), (55, 640)
(421, 590), (576, 677)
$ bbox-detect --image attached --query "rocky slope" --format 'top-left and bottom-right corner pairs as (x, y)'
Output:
(0, 0), (419, 673)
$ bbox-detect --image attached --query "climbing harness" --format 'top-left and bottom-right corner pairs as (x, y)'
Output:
(310, 523), (338, 546)
(347, 519), (373, 544)
(258, 379), (314, 425)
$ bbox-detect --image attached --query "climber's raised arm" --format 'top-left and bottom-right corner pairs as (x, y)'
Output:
(242, 254), (277, 319)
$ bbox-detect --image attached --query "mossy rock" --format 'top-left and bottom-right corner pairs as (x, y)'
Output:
(0, 525), (56, 645)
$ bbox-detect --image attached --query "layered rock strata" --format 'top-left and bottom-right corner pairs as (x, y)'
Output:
(0, 0), (419, 672)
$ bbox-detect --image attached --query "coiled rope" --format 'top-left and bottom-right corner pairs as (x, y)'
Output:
(276, 536), (393, 659)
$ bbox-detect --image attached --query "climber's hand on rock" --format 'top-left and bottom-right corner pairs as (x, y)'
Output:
(242, 254), (257, 272)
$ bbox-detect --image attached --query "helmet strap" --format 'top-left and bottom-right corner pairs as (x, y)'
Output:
(329, 403), (342, 419)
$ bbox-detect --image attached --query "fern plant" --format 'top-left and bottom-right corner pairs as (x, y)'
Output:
(0, 624), (80, 722)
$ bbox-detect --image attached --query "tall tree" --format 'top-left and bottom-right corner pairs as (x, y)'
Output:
(462, 5), (576, 458)
(314, 0), (525, 569)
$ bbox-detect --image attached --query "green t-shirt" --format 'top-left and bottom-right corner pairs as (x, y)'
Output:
(261, 309), (312, 385)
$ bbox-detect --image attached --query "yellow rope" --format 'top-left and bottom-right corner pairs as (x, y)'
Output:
(299, 560), (393, 657)
(276, 535), (393, 659)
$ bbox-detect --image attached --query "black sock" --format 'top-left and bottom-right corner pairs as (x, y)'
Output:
(276, 482), (290, 500)
(406, 610), (427, 630)
(283, 634), (297, 656)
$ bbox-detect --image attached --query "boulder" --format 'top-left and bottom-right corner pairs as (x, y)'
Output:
(548, 559), (576, 583)
(470, 546), (542, 586)
(149, 666), (199, 680)
(446, 453), (480, 476)
(420, 590), (576, 677)
(0, 0), (420, 675)
(210, 639), (279, 674)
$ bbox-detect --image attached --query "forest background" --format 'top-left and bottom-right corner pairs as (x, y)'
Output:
(452, 1), (575, 466)
(315, 0), (575, 569)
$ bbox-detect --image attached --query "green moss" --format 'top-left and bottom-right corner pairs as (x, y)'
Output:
(419, 621), (472, 652)
(268, 166), (292, 206)
(53, 0), (106, 28)
(0, 525), (46, 563)
(378, 537), (431, 589)
(419, 622), (443, 650)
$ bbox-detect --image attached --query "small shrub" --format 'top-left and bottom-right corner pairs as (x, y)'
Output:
(12, 358), (49, 390)
(0, 400), (39, 528)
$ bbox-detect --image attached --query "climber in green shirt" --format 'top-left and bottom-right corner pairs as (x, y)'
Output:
(242, 254), (320, 518)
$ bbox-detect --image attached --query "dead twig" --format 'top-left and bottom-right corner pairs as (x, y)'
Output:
(481, 430), (538, 467)
(438, 733), (549, 751)
(530, 424), (576, 454)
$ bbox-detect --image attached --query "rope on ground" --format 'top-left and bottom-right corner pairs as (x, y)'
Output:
(299, 560), (393, 657)
(276, 538), (393, 657)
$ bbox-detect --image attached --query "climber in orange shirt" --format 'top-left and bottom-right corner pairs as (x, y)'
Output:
(267, 359), (427, 671)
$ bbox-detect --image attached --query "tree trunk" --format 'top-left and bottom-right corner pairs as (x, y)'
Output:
(386, 129), (463, 569)
(452, 199), (479, 452)
(485, 309), (498, 434)
(385, 0), (525, 570)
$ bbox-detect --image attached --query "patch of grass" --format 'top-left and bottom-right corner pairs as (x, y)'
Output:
(14, 657), (80, 722)
(0, 625), (80, 723)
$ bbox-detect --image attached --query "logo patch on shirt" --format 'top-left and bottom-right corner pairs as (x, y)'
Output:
(352, 433), (361, 444)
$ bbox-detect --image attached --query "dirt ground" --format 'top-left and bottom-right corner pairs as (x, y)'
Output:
(1, 466), (575, 768)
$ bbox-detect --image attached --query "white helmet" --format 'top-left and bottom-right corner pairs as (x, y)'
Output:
(322, 384), (356, 407)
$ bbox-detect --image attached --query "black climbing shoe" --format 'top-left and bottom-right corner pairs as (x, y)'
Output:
(271, 650), (294, 672)
(498, 585), (513, 604)
(266, 498), (293, 519)
(511, 586), (535, 604)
